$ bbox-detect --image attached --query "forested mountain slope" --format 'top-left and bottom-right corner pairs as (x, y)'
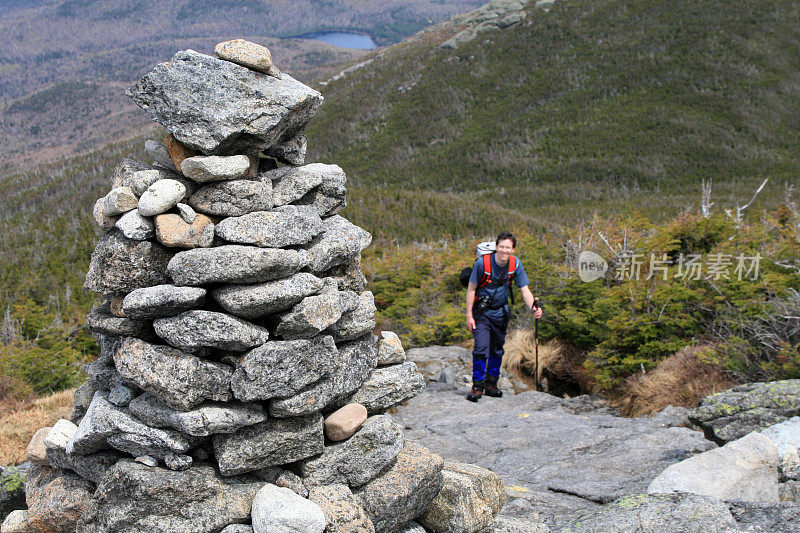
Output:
(305, 0), (800, 239)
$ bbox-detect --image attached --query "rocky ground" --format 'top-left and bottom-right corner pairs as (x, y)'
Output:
(393, 346), (800, 532)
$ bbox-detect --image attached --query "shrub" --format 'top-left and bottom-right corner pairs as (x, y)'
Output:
(620, 344), (734, 417)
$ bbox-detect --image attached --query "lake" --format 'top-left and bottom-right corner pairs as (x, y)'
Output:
(293, 31), (378, 50)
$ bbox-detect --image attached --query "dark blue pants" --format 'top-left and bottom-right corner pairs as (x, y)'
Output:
(472, 310), (508, 383)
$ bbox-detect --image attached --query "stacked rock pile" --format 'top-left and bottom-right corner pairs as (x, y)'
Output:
(6, 41), (511, 533)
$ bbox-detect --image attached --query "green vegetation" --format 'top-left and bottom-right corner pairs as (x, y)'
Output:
(363, 210), (800, 392)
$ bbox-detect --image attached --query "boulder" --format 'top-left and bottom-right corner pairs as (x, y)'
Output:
(167, 245), (307, 286)
(25, 465), (94, 533)
(268, 164), (332, 207)
(26, 427), (51, 466)
(164, 453), (193, 471)
(77, 461), (263, 532)
(251, 484), (326, 533)
(177, 202), (196, 222)
(269, 335), (378, 417)
(1, 509), (28, 533)
(84, 230), (172, 296)
(103, 186), (138, 216)
(323, 256), (368, 292)
(647, 431), (780, 502)
(231, 335), (338, 401)
(304, 215), (371, 273)
(109, 158), (150, 188)
(308, 484), (375, 533)
(189, 178), (272, 217)
(295, 164), (348, 217)
(137, 179), (186, 217)
(214, 39), (281, 78)
(108, 383), (136, 407)
(484, 516), (549, 533)
(263, 133), (306, 166)
(213, 414), (324, 476)
(122, 284), (206, 320)
(348, 362), (426, 414)
(354, 441), (444, 533)
(86, 302), (148, 338)
(126, 169), (164, 196)
(325, 403), (369, 442)
(275, 290), (344, 340)
(180, 155), (255, 183)
(212, 272), (324, 319)
(689, 380), (800, 444)
(154, 310), (269, 352)
(154, 213), (215, 248)
(329, 292), (376, 342)
(417, 462), (505, 533)
(72, 380), (97, 422)
(276, 470), (308, 498)
(44, 418), (121, 484)
(115, 210), (155, 240)
(145, 139), (178, 171)
(128, 393), (267, 437)
(93, 197), (118, 230)
(126, 50), (323, 155)
(762, 417), (800, 480)
(216, 205), (323, 248)
(67, 392), (196, 459)
(377, 331), (405, 365)
(301, 415), (404, 489)
(113, 337), (233, 410)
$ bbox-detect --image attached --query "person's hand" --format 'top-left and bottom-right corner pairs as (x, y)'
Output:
(532, 306), (543, 319)
(466, 315), (476, 331)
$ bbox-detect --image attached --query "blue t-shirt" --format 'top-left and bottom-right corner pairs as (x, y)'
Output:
(469, 253), (529, 316)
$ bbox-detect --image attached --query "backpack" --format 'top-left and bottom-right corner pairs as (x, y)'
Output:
(459, 241), (517, 304)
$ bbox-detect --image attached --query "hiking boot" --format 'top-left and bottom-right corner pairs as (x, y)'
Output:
(484, 383), (503, 398)
(466, 382), (485, 402)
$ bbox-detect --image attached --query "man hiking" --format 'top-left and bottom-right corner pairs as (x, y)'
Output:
(465, 232), (543, 402)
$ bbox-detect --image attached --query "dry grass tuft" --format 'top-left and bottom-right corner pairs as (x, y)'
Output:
(503, 330), (593, 395)
(0, 389), (74, 465)
(620, 345), (734, 417)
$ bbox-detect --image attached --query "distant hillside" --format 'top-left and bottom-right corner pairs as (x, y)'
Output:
(0, 0), (484, 171)
(305, 0), (800, 240)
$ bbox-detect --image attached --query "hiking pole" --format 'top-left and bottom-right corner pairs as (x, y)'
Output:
(532, 297), (541, 392)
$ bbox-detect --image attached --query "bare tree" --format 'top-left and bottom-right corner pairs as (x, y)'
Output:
(725, 178), (769, 229)
(701, 179), (714, 218)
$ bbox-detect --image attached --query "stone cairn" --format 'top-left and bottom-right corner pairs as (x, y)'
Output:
(10, 41), (506, 533)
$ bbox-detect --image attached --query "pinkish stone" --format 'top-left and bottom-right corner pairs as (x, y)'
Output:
(324, 403), (368, 442)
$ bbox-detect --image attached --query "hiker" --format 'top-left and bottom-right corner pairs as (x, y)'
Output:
(465, 231), (543, 402)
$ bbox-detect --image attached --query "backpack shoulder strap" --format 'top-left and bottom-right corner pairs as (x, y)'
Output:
(508, 256), (517, 283)
(478, 253), (493, 288)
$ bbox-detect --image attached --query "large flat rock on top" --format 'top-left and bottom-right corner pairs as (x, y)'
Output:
(127, 50), (323, 155)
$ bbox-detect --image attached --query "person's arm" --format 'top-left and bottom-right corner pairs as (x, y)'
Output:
(466, 281), (477, 331)
(520, 285), (543, 318)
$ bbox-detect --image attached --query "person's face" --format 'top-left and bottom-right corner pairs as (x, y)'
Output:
(496, 239), (515, 263)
